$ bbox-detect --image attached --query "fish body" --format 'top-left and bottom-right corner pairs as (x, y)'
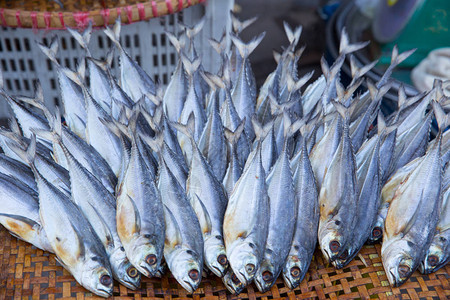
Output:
(0, 154), (37, 190)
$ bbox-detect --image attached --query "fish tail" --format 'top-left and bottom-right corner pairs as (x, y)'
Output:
(230, 32), (265, 59)
(166, 31), (184, 54)
(230, 11), (258, 35)
(432, 100), (449, 133)
(37, 36), (59, 65)
(349, 55), (378, 82)
(8, 117), (21, 135)
(224, 118), (245, 146)
(201, 72), (225, 91)
(104, 18), (122, 51)
(6, 133), (37, 169)
(390, 45), (416, 67)
(171, 112), (195, 139)
(208, 30), (227, 55)
(283, 21), (302, 46)
(180, 54), (201, 77)
(67, 22), (92, 54)
(179, 16), (205, 40)
(338, 27), (369, 56)
(287, 71), (314, 93)
(140, 130), (164, 154)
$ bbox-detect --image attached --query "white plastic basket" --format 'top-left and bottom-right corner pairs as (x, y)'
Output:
(0, 0), (233, 117)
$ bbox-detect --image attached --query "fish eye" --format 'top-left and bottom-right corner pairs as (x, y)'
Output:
(231, 273), (240, 284)
(127, 266), (138, 278)
(186, 249), (195, 256)
(329, 240), (340, 252)
(100, 274), (112, 286)
(91, 256), (99, 262)
(146, 254), (157, 265)
(262, 271), (273, 282)
(120, 247), (125, 252)
(245, 263), (255, 274)
(398, 264), (410, 277)
(217, 254), (228, 266)
(215, 235), (222, 240)
(248, 243), (256, 249)
(427, 255), (439, 267)
(144, 234), (152, 239)
(290, 267), (300, 278)
(188, 269), (199, 281)
(372, 227), (382, 238)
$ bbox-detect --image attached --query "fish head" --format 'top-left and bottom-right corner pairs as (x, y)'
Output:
(222, 269), (246, 295)
(109, 248), (141, 290)
(319, 229), (346, 263)
(126, 236), (162, 278)
(228, 242), (259, 285)
(382, 240), (416, 287)
(170, 248), (203, 293)
(367, 220), (384, 244)
(282, 253), (308, 289)
(79, 257), (114, 297)
(204, 235), (228, 277)
(254, 259), (277, 293)
(419, 237), (448, 274)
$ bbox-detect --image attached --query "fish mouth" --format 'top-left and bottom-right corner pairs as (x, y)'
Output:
(119, 277), (141, 290)
(211, 265), (225, 277)
(283, 275), (295, 290)
(95, 287), (113, 298)
(137, 264), (154, 278)
(183, 280), (195, 293)
(238, 271), (249, 286)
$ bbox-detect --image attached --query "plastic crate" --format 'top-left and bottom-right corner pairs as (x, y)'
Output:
(0, 0), (233, 117)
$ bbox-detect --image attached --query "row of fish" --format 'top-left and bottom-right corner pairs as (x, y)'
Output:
(0, 13), (448, 297)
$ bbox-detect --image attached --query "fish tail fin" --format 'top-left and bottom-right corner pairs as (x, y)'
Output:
(332, 100), (350, 121)
(367, 79), (392, 101)
(339, 27), (369, 55)
(104, 17), (122, 51)
(37, 36), (60, 65)
(390, 45), (416, 67)
(7, 133), (37, 169)
(166, 31), (184, 54)
(230, 11), (257, 34)
(180, 16), (206, 40)
(140, 130), (164, 154)
(252, 116), (273, 141)
(230, 32), (265, 59)
(8, 117), (21, 135)
(287, 71), (314, 93)
(201, 71), (225, 90)
(283, 21), (302, 46)
(208, 30), (227, 55)
(349, 55), (378, 81)
(287, 117), (305, 139)
(67, 22), (92, 54)
(172, 112), (195, 139)
(224, 118), (245, 146)
(180, 54), (201, 76)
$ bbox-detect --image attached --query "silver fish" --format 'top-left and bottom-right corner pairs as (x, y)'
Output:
(318, 101), (358, 265)
(173, 119), (229, 277)
(382, 101), (447, 287)
(116, 116), (165, 278)
(255, 140), (296, 292)
(25, 134), (114, 297)
(222, 269), (246, 295)
(157, 155), (204, 293)
(0, 153), (37, 190)
(283, 127), (319, 289)
(223, 120), (245, 196)
(0, 173), (52, 252)
(224, 140), (269, 285)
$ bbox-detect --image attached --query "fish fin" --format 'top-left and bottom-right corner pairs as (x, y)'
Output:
(432, 100), (449, 132)
(180, 54), (201, 77)
(224, 118), (245, 145)
(349, 55), (378, 80)
(190, 193), (212, 235)
(117, 194), (141, 237)
(9, 117), (21, 136)
(166, 31), (184, 53)
(397, 84), (406, 109)
(273, 50), (281, 64)
(201, 71), (222, 91)
(104, 17), (122, 51)
(391, 45), (416, 67)
(67, 22), (92, 54)
(339, 27), (369, 55)
(172, 113), (195, 139)
(180, 16), (206, 40)
(230, 11), (258, 34)
(208, 31), (227, 55)
(332, 101), (350, 121)
(252, 116), (273, 141)
(287, 117), (305, 139)
(230, 32), (266, 59)
(37, 36), (59, 65)
(283, 21), (302, 46)
(163, 205), (183, 248)
(287, 71), (314, 93)
(140, 131), (164, 154)
(105, 47), (114, 69)
(6, 133), (37, 170)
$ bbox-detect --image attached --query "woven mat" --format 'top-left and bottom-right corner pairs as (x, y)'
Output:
(0, 0), (204, 29)
(0, 225), (448, 299)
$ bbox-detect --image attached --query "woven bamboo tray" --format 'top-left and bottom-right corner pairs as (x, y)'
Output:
(0, 0), (205, 29)
(1, 225), (448, 299)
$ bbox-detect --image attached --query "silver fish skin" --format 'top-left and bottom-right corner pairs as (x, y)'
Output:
(230, 33), (265, 141)
(0, 153), (37, 190)
(318, 102), (359, 265)
(83, 86), (123, 176)
(163, 32), (188, 123)
(54, 135), (141, 290)
(309, 112), (343, 189)
(86, 57), (113, 114)
(111, 78), (134, 121)
(104, 20), (156, 104)
(255, 147), (296, 293)
(0, 173), (52, 252)
(25, 135), (114, 297)
(198, 95), (227, 182)
(158, 156), (204, 293)
(395, 91), (431, 137)
(224, 142), (270, 286)
(220, 90), (250, 167)
(382, 101), (446, 287)
(283, 136), (319, 289)
(334, 132), (381, 268)
(389, 112), (432, 176)
(173, 121), (229, 277)
(247, 118), (277, 175)
(420, 180), (449, 274)
(222, 269), (246, 295)
(223, 121), (245, 196)
(302, 75), (326, 118)
(116, 120), (165, 278)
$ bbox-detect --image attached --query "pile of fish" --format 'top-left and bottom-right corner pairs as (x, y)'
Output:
(0, 14), (448, 297)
